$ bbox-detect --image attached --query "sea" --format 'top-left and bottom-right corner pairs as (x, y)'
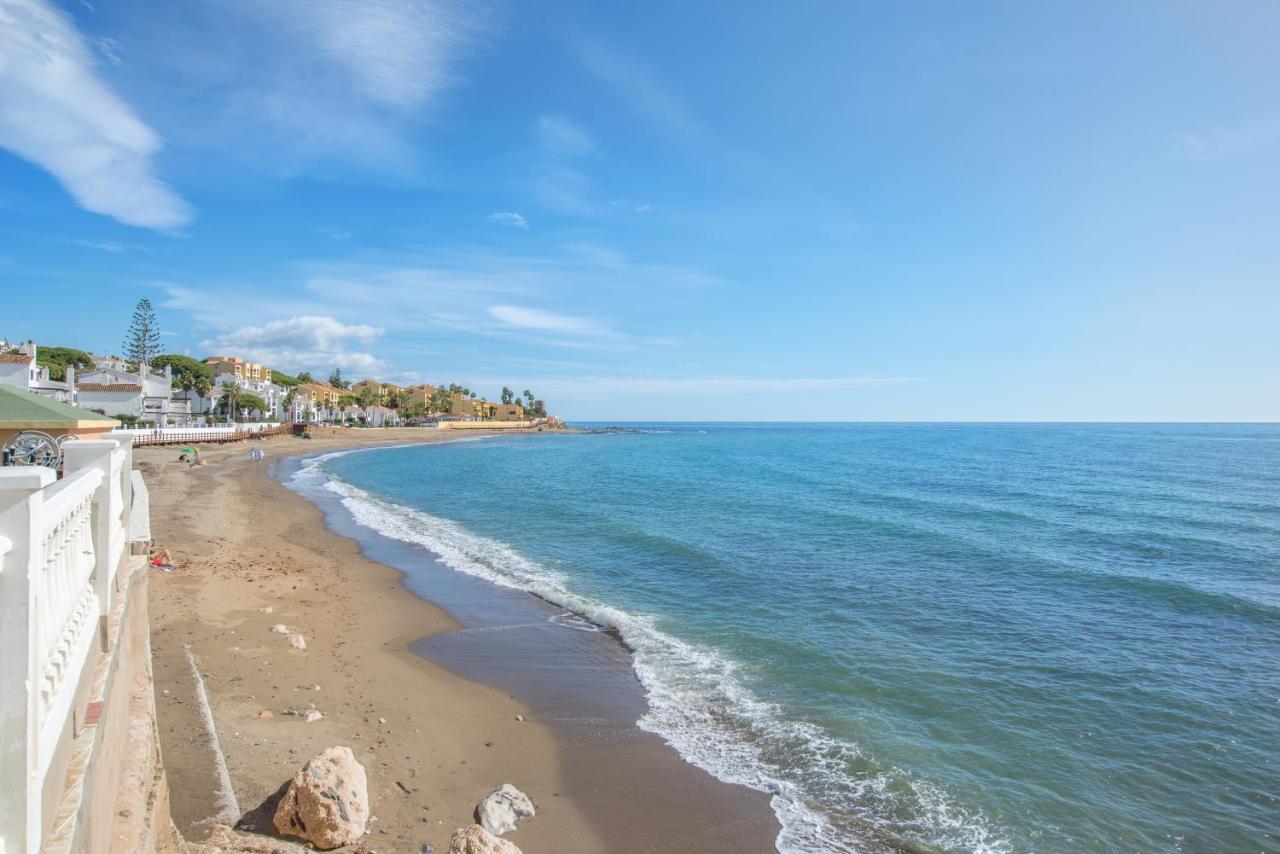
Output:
(291, 423), (1279, 853)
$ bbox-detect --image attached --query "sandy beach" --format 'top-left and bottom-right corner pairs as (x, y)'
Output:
(140, 427), (779, 853)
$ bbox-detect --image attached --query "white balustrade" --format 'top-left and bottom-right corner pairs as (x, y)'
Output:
(0, 437), (147, 854)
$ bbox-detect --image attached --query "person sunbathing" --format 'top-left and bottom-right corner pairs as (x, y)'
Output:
(149, 546), (189, 570)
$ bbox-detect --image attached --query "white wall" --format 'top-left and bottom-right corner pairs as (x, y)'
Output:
(77, 389), (143, 418)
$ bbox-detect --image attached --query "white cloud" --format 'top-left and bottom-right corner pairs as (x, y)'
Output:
(537, 114), (595, 157)
(0, 0), (193, 229)
(202, 315), (388, 375)
(487, 211), (528, 228)
(487, 305), (610, 336)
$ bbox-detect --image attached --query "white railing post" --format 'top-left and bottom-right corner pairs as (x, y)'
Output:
(61, 441), (120, 626)
(0, 467), (56, 854)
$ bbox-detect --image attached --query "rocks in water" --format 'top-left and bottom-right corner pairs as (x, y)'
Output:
(289, 634), (307, 650)
(272, 746), (369, 850)
(447, 825), (522, 854)
(474, 784), (534, 836)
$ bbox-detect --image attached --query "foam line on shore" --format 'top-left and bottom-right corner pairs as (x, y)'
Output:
(287, 448), (1008, 854)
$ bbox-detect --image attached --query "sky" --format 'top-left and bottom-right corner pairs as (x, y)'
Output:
(1, 0), (1277, 421)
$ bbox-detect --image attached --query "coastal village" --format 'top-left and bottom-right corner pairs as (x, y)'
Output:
(0, 299), (557, 436)
(0, 302), (635, 854)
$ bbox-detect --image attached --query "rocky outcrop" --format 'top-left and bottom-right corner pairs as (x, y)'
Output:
(448, 825), (523, 854)
(272, 746), (369, 849)
(474, 784), (535, 836)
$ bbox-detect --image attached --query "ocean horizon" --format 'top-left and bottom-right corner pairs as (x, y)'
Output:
(296, 422), (1278, 852)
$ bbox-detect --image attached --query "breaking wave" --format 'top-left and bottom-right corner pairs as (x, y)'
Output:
(289, 451), (1008, 853)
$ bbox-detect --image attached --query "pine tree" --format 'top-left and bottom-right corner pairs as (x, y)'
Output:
(122, 298), (161, 365)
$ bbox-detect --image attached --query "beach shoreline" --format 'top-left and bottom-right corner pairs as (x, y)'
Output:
(140, 427), (780, 853)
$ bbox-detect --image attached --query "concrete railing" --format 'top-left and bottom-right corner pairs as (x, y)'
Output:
(0, 439), (144, 854)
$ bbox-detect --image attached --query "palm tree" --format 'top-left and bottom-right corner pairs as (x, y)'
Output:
(220, 380), (241, 423)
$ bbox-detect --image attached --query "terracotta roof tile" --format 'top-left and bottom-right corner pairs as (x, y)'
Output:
(0, 353), (32, 363)
(77, 383), (141, 393)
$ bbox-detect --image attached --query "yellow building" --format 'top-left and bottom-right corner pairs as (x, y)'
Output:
(299, 381), (342, 407)
(352, 379), (409, 405)
(402, 384), (438, 409)
(351, 378), (382, 399)
(204, 356), (272, 382)
(448, 394), (483, 419)
(491, 400), (526, 421)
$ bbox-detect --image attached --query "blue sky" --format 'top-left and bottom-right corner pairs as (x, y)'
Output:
(1, 0), (1277, 420)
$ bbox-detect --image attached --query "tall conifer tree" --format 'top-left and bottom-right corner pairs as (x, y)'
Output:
(122, 298), (161, 365)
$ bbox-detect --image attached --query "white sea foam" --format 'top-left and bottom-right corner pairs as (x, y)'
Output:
(289, 451), (1009, 853)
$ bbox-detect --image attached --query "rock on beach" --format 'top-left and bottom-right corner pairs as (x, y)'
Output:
(448, 825), (523, 854)
(272, 746), (369, 850)
(474, 784), (534, 836)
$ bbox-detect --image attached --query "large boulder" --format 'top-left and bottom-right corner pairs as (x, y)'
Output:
(474, 784), (535, 836)
(272, 746), (369, 849)
(448, 825), (523, 854)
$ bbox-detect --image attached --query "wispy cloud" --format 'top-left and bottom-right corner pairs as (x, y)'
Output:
(91, 0), (482, 175)
(575, 38), (707, 146)
(510, 376), (922, 396)
(487, 211), (529, 229)
(317, 224), (353, 240)
(70, 239), (125, 253)
(243, 0), (467, 111)
(202, 315), (388, 376)
(0, 0), (193, 229)
(487, 305), (610, 335)
(1174, 120), (1280, 162)
(537, 114), (595, 157)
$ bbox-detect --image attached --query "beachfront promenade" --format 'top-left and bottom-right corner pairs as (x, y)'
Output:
(0, 439), (173, 853)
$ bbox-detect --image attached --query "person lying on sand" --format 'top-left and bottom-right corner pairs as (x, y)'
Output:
(149, 546), (189, 571)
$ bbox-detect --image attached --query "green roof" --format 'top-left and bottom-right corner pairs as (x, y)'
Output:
(0, 384), (119, 426)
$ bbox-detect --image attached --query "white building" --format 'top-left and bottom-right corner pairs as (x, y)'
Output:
(362, 405), (401, 427)
(0, 341), (75, 404)
(76, 363), (191, 426)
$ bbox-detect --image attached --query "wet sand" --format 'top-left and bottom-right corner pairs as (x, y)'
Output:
(141, 427), (779, 852)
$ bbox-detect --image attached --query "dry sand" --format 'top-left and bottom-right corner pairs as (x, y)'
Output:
(141, 427), (779, 853)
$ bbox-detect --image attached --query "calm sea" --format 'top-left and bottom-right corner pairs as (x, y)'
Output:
(312, 424), (1278, 853)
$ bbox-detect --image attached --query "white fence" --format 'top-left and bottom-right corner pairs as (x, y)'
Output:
(108, 423), (282, 441)
(0, 439), (143, 854)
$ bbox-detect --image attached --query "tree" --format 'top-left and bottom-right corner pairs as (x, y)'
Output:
(219, 379), (241, 422)
(192, 374), (212, 400)
(296, 371), (314, 384)
(357, 386), (376, 407)
(237, 393), (267, 419)
(501, 386), (514, 404)
(272, 370), (300, 387)
(122, 298), (161, 364)
(328, 368), (349, 389)
(523, 389), (534, 409)
(35, 347), (94, 381)
(151, 354), (213, 390)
